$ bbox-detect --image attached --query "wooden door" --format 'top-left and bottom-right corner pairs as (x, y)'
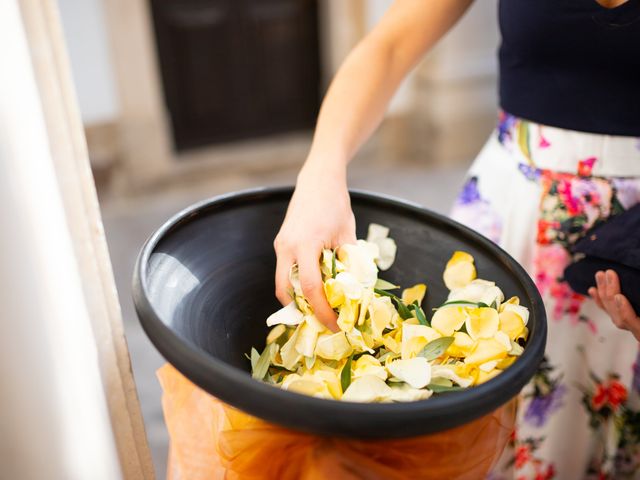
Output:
(150, 0), (321, 151)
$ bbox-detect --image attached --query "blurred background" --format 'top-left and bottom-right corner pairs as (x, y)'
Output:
(58, 0), (499, 474)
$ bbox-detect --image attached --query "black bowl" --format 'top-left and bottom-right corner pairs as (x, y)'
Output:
(133, 187), (546, 438)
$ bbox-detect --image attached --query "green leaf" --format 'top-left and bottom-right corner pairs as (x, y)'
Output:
(477, 302), (489, 308)
(428, 383), (464, 394)
(374, 278), (400, 290)
(490, 300), (498, 309)
(417, 336), (454, 361)
(331, 250), (337, 279)
(341, 355), (353, 393)
(429, 377), (453, 387)
(410, 302), (429, 326)
(374, 288), (397, 298)
(438, 300), (479, 308)
(250, 348), (260, 370)
(252, 344), (274, 380)
(395, 298), (413, 320)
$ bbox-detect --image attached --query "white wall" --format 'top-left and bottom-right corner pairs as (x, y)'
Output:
(57, 0), (119, 124)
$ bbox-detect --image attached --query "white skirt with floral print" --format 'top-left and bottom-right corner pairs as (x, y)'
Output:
(451, 111), (640, 480)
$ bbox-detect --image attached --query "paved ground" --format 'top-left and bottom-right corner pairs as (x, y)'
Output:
(100, 156), (470, 477)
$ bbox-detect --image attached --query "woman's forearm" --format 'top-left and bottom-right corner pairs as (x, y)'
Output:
(305, 0), (474, 175)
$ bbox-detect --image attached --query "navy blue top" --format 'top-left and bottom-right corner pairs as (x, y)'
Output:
(499, 0), (640, 136)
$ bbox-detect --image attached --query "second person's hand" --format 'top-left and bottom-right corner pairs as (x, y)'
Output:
(274, 159), (357, 331)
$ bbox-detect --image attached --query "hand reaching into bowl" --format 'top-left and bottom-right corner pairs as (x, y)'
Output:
(589, 270), (640, 341)
(274, 161), (356, 331)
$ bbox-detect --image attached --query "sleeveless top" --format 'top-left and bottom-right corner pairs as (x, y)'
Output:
(499, 0), (640, 136)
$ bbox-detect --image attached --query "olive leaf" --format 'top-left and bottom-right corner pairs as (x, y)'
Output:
(249, 348), (260, 370)
(374, 278), (400, 290)
(428, 383), (464, 394)
(341, 355), (353, 393)
(410, 302), (429, 327)
(429, 377), (453, 387)
(252, 343), (275, 380)
(437, 300), (479, 308)
(375, 288), (413, 319)
(331, 250), (337, 279)
(417, 336), (454, 361)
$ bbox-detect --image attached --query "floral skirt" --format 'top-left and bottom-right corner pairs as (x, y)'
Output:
(451, 112), (640, 480)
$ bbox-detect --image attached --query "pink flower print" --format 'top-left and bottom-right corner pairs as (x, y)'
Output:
(578, 157), (597, 177)
(538, 127), (551, 149)
(556, 179), (581, 216)
(534, 244), (570, 295)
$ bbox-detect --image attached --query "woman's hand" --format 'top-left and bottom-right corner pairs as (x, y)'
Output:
(589, 270), (640, 341)
(273, 160), (357, 331)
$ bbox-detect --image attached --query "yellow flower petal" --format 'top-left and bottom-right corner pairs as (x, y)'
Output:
(345, 328), (375, 354)
(498, 310), (526, 340)
(369, 295), (394, 341)
(337, 299), (359, 332)
(496, 356), (517, 369)
(282, 375), (332, 399)
(465, 307), (499, 340)
(464, 338), (509, 365)
(353, 354), (388, 381)
(324, 279), (345, 309)
(382, 332), (401, 354)
(342, 375), (392, 402)
(501, 303), (530, 326)
(430, 364), (473, 388)
(445, 331), (475, 357)
(479, 360), (499, 373)
(401, 283), (427, 306)
(294, 320), (320, 358)
(443, 251), (476, 290)
(402, 336), (428, 360)
(432, 306), (468, 336)
(357, 288), (374, 326)
(280, 326), (302, 370)
(266, 324), (287, 344)
(475, 368), (502, 385)
(401, 324), (441, 359)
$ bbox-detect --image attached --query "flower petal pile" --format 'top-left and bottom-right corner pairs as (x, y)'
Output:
(250, 224), (529, 402)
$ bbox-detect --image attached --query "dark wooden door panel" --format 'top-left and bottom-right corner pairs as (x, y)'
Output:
(150, 0), (320, 151)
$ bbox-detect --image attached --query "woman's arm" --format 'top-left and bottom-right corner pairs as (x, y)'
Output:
(274, 0), (474, 329)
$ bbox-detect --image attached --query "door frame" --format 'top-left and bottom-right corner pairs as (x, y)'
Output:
(102, 0), (365, 191)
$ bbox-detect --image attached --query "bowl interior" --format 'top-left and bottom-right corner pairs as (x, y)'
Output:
(136, 188), (546, 437)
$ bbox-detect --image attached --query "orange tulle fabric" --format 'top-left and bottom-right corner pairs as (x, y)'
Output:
(158, 364), (516, 480)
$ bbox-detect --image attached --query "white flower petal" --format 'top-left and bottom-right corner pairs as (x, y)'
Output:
(338, 241), (379, 287)
(366, 223), (390, 242)
(342, 375), (392, 402)
(388, 383), (433, 402)
(266, 302), (304, 327)
(430, 365), (473, 388)
(387, 357), (432, 389)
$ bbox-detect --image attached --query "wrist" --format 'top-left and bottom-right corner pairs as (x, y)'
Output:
(299, 152), (348, 184)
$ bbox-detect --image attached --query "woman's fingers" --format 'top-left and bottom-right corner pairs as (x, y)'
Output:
(605, 269), (621, 300)
(592, 270), (640, 339)
(588, 287), (604, 309)
(297, 247), (338, 331)
(274, 246), (295, 306)
(614, 294), (640, 340)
